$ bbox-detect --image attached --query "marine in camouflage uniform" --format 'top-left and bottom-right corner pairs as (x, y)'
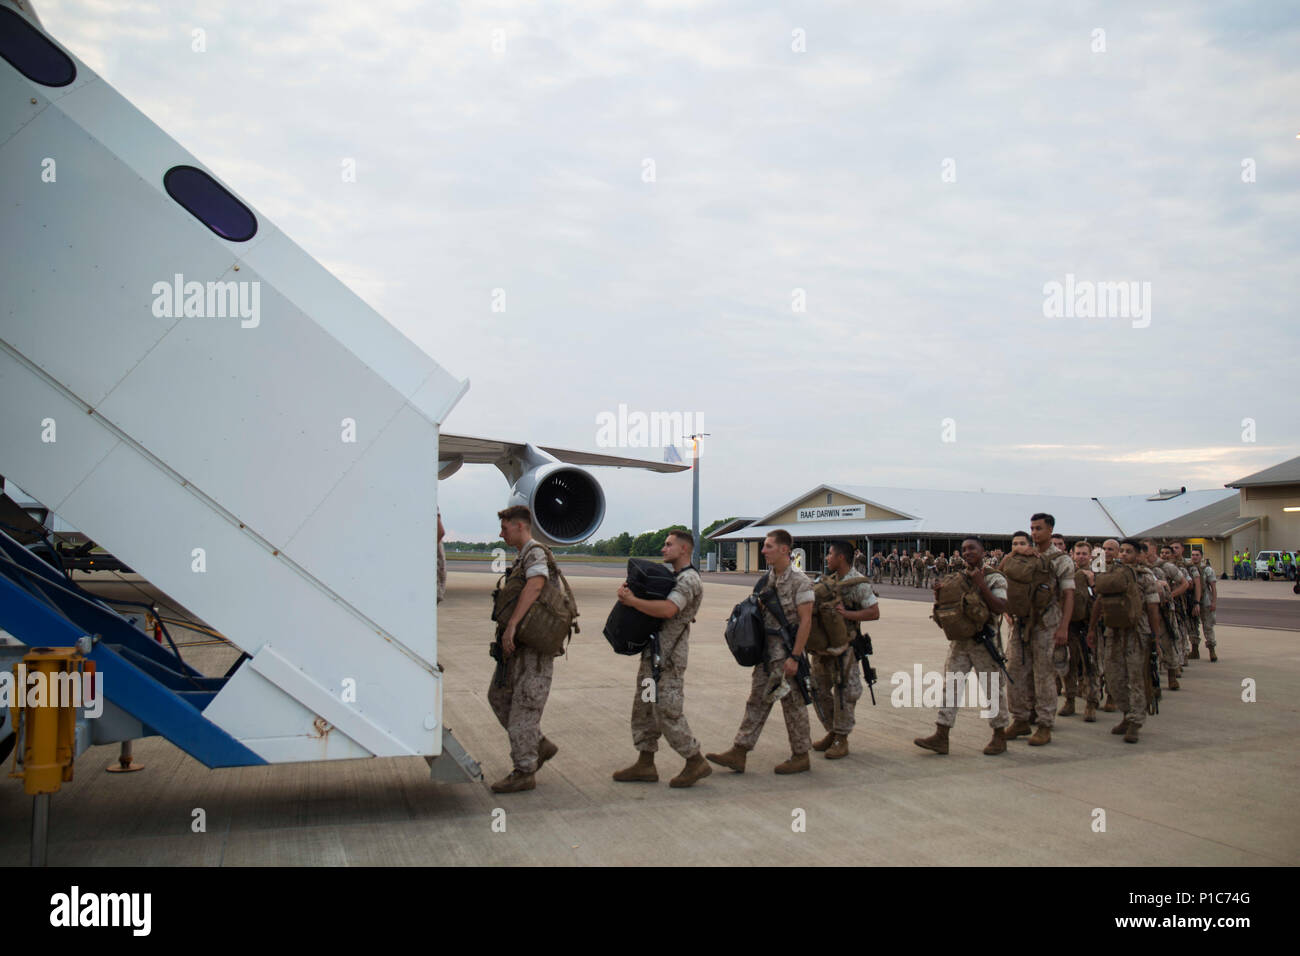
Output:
(1174, 542), (1202, 658)
(1061, 545), (1100, 721)
(912, 554), (926, 588)
(1164, 545), (1195, 665)
(707, 535), (815, 775)
(809, 542), (879, 758)
(887, 552), (900, 585)
(1005, 517), (1076, 746)
(915, 538), (1011, 756)
(436, 512), (447, 605)
(1149, 546), (1186, 689)
(1087, 541), (1162, 742)
(1192, 551), (1219, 661)
(1097, 539), (1122, 711)
(488, 528), (560, 792)
(613, 531), (712, 788)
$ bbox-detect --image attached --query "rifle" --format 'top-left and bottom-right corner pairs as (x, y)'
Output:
(1072, 622), (1096, 682)
(975, 623), (1014, 687)
(850, 629), (878, 705)
(757, 585), (825, 724)
(1146, 632), (1161, 715)
(488, 640), (507, 689)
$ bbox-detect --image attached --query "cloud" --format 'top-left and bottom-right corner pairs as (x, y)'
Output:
(34, 0), (1300, 540)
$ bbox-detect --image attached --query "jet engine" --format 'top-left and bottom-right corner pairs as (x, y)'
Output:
(506, 462), (605, 546)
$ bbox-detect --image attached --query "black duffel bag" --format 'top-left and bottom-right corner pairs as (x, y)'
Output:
(604, 558), (680, 656)
(724, 577), (770, 667)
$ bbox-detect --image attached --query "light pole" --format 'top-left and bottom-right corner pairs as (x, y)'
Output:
(686, 432), (710, 568)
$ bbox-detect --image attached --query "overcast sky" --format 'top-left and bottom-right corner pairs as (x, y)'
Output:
(39, 0), (1300, 541)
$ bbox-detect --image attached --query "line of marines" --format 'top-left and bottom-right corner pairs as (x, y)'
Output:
(481, 506), (1219, 793)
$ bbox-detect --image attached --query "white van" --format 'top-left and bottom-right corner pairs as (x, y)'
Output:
(1254, 551), (1296, 579)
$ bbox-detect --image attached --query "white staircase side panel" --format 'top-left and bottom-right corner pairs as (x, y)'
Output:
(51, 439), (443, 755)
(0, 32), (466, 760)
(92, 262), (410, 551)
(201, 653), (399, 763)
(0, 350), (121, 511)
(0, 107), (228, 410)
(284, 404), (440, 657)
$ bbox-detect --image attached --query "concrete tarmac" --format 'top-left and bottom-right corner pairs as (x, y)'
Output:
(2, 571), (1296, 866)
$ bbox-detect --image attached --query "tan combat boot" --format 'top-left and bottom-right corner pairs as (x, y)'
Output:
(612, 750), (658, 783)
(538, 737), (558, 767)
(1027, 724), (1052, 746)
(1123, 723), (1140, 744)
(1004, 719), (1032, 740)
(705, 745), (748, 773)
(1102, 694), (1117, 712)
(1059, 697), (1076, 717)
(1111, 718), (1130, 735)
(913, 723), (950, 754)
(811, 733), (835, 752)
(1168, 673), (1180, 691)
(1209, 648), (1218, 662)
(1189, 645), (1200, 660)
(669, 753), (712, 788)
(983, 727), (1007, 755)
(490, 769), (536, 793)
(774, 752), (811, 774)
(1083, 700), (1097, 722)
(825, 734), (849, 759)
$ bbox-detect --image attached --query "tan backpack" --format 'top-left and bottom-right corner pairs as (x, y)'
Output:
(1094, 564), (1143, 629)
(806, 574), (854, 653)
(1070, 569), (1093, 622)
(492, 543), (580, 655)
(999, 552), (1056, 624)
(931, 571), (991, 640)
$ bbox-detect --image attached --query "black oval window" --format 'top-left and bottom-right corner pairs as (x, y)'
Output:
(0, 7), (77, 87)
(164, 166), (258, 242)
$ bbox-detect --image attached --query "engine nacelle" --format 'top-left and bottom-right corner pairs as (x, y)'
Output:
(507, 463), (605, 546)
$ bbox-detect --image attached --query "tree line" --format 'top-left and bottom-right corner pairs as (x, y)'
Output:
(445, 517), (737, 557)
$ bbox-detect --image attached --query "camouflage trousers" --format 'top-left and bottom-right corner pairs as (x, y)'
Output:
(1155, 616), (1180, 677)
(1104, 627), (1150, 728)
(935, 636), (1009, 729)
(487, 646), (553, 773)
(1060, 623), (1099, 705)
(1186, 605), (1202, 649)
(734, 634), (812, 754)
(1007, 618), (1060, 728)
(1201, 608), (1217, 649)
(631, 636), (699, 758)
(810, 650), (861, 735)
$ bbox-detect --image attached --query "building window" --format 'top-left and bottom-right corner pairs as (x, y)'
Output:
(0, 8), (77, 87)
(826, 492), (832, 505)
(163, 165), (258, 242)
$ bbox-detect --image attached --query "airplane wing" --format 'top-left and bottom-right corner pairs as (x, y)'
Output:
(439, 433), (690, 474)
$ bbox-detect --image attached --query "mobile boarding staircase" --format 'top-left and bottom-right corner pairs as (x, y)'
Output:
(0, 0), (481, 862)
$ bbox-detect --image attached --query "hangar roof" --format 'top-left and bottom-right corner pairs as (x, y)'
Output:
(1227, 455), (1300, 488)
(709, 484), (1239, 541)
